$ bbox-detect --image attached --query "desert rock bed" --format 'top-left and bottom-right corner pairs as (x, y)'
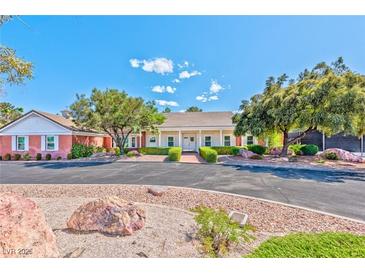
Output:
(1, 184), (365, 258)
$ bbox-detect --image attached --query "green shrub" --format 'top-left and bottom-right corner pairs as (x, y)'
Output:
(56, 156), (62, 160)
(300, 144), (319, 156)
(4, 153), (11, 161)
(114, 147), (121, 156)
(71, 144), (94, 159)
(168, 147), (182, 161)
(14, 154), (21, 160)
(199, 147), (218, 163)
(193, 206), (254, 257)
(23, 153), (31, 161)
(324, 151), (339, 160)
(138, 147), (170, 155)
(211, 146), (247, 155)
(45, 154), (52, 160)
(36, 153), (42, 160)
(95, 146), (105, 153)
(0, 155), (2, 161)
(246, 232), (365, 258)
(289, 144), (304, 155)
(247, 144), (266, 155)
(250, 154), (263, 160)
(126, 150), (136, 157)
(67, 153), (73, 160)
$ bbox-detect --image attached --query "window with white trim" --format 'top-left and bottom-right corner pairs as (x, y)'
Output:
(149, 136), (156, 143)
(131, 136), (136, 148)
(167, 136), (174, 147)
(46, 136), (56, 151)
(224, 136), (231, 146)
(247, 135), (254, 145)
(17, 136), (25, 151)
(204, 136), (212, 147)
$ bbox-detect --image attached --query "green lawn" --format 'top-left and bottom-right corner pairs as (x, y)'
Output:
(246, 232), (365, 258)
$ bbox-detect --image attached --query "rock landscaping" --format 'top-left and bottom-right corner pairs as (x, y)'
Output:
(320, 148), (364, 163)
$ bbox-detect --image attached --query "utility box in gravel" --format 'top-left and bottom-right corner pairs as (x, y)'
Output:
(228, 211), (248, 227)
(147, 186), (168, 196)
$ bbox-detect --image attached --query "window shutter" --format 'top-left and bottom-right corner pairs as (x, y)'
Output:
(41, 135), (46, 151)
(11, 136), (16, 151)
(24, 136), (29, 151)
(54, 136), (59, 151)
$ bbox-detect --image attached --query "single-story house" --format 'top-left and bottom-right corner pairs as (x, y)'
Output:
(0, 110), (112, 159)
(126, 111), (264, 152)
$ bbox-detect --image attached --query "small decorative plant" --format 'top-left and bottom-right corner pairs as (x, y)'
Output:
(56, 156), (62, 160)
(4, 153), (11, 161)
(249, 154), (263, 160)
(193, 206), (254, 257)
(324, 151), (339, 160)
(45, 154), (52, 160)
(114, 147), (121, 156)
(14, 154), (21, 161)
(36, 153), (42, 160)
(23, 153), (31, 161)
(67, 153), (73, 160)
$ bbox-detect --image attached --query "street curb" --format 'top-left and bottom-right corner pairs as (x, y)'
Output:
(153, 185), (365, 225)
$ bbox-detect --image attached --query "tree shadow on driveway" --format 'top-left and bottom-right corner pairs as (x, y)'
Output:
(223, 164), (365, 184)
(21, 160), (115, 169)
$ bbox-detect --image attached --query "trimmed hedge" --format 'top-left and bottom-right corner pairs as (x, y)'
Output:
(138, 147), (170, 155)
(300, 144), (319, 156)
(168, 147), (182, 161)
(199, 147), (218, 163)
(211, 146), (247, 156)
(247, 144), (266, 155)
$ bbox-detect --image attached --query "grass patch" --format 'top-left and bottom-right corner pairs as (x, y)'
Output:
(246, 232), (365, 258)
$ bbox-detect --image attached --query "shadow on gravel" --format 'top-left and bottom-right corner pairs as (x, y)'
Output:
(224, 164), (365, 184)
(22, 161), (115, 169)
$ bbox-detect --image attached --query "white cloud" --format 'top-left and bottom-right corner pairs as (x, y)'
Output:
(177, 61), (189, 69)
(130, 57), (173, 74)
(179, 70), (202, 79)
(209, 80), (224, 93)
(152, 85), (176, 94)
(172, 78), (181, 83)
(129, 58), (140, 68)
(196, 80), (225, 103)
(155, 100), (179, 107)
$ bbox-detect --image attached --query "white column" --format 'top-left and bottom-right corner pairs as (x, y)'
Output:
(139, 131), (142, 148)
(198, 130), (202, 150)
(178, 130), (182, 147)
(241, 135), (244, 146)
(361, 135), (364, 157)
(219, 129), (223, 146)
(322, 132), (326, 151)
(158, 132), (161, 147)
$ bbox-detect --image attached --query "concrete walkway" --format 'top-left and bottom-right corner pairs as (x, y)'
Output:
(180, 152), (206, 163)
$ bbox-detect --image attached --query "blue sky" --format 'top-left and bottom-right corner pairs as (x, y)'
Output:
(2, 16), (365, 113)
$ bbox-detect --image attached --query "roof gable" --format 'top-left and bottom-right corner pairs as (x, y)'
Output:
(0, 111), (71, 135)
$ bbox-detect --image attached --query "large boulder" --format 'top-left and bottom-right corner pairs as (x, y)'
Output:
(67, 196), (145, 236)
(0, 193), (59, 258)
(320, 148), (364, 163)
(239, 149), (257, 159)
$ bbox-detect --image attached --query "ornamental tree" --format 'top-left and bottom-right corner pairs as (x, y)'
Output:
(69, 88), (165, 154)
(0, 102), (23, 127)
(233, 58), (365, 156)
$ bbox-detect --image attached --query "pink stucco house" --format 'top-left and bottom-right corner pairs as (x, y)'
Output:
(0, 110), (112, 159)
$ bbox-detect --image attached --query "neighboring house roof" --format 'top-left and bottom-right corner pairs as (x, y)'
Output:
(160, 111), (235, 128)
(0, 110), (104, 135)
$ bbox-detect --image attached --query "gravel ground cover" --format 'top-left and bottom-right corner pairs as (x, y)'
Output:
(2, 184), (365, 234)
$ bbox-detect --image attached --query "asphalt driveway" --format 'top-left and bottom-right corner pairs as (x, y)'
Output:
(1, 161), (365, 221)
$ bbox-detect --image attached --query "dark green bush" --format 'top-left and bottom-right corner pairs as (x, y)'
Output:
(45, 154), (52, 160)
(193, 206), (254, 257)
(36, 153), (42, 160)
(71, 143), (94, 158)
(114, 147), (121, 156)
(95, 146), (106, 153)
(168, 147), (182, 161)
(138, 147), (170, 155)
(199, 147), (218, 163)
(4, 153), (11, 161)
(211, 146), (247, 155)
(324, 151), (339, 160)
(126, 150), (137, 157)
(247, 144), (266, 155)
(67, 153), (73, 160)
(300, 144), (319, 156)
(289, 144), (304, 155)
(14, 154), (21, 160)
(56, 156), (62, 160)
(0, 155), (2, 161)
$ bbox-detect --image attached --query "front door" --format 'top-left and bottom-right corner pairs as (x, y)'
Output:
(182, 135), (196, 151)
